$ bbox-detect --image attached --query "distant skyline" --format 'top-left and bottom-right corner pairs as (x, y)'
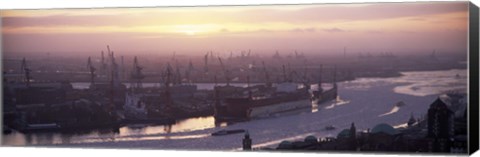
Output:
(1, 2), (468, 56)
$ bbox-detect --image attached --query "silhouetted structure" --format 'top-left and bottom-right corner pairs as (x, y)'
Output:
(407, 113), (417, 127)
(87, 57), (96, 85)
(243, 131), (252, 150)
(427, 98), (454, 152)
(130, 56), (145, 90)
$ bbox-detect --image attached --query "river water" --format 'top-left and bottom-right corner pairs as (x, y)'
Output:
(2, 69), (468, 149)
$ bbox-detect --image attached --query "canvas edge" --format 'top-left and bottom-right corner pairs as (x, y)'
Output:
(468, 1), (479, 155)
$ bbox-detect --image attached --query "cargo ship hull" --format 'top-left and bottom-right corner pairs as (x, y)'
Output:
(214, 90), (311, 121)
(312, 86), (337, 105)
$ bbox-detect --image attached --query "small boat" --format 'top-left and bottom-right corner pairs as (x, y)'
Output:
(324, 125), (336, 131)
(211, 129), (246, 136)
(395, 101), (406, 107)
(411, 86), (420, 91)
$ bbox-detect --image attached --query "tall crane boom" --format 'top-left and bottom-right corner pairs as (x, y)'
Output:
(131, 56), (145, 90)
(21, 57), (31, 87)
(106, 45), (120, 87)
(218, 57), (230, 86)
(262, 61), (271, 87)
(164, 63), (173, 109)
(87, 57), (96, 85)
(318, 64), (323, 92)
(332, 65), (337, 89)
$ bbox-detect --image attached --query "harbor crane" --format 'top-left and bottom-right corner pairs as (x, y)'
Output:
(282, 64), (288, 82)
(318, 64), (323, 92)
(218, 57), (230, 86)
(131, 56), (145, 90)
(106, 45), (120, 87)
(261, 61), (272, 88)
(20, 57), (32, 87)
(87, 57), (96, 86)
(101, 51), (107, 76)
(185, 60), (195, 84)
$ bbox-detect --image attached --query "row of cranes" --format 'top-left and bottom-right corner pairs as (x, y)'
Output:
(357, 52), (397, 59)
(272, 50), (306, 60)
(216, 54), (337, 89)
(204, 49), (255, 63)
(83, 46), (340, 92)
(87, 45), (144, 90)
(202, 49), (307, 72)
(202, 49), (323, 85)
(159, 61), (192, 86)
(86, 45), (122, 88)
(86, 46), (196, 92)
(16, 47), (336, 91)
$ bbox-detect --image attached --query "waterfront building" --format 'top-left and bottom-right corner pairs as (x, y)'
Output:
(243, 131), (252, 150)
(427, 97), (454, 152)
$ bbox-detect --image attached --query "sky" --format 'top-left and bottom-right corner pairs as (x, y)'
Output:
(0, 2), (469, 56)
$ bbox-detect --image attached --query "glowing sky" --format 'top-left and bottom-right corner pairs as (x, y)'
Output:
(0, 2), (469, 56)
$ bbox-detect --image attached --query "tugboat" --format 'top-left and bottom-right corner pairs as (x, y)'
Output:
(395, 101), (406, 107)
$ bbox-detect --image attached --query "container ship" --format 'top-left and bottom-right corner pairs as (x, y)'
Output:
(214, 82), (312, 121)
(213, 62), (315, 121)
(213, 64), (338, 122)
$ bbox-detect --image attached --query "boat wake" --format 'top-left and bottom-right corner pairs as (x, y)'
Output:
(342, 69), (467, 97)
(324, 96), (350, 110)
(72, 133), (211, 144)
(392, 69), (467, 96)
(378, 106), (400, 117)
(393, 123), (408, 129)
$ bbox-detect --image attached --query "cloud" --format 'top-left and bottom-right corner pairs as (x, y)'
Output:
(1, 2), (468, 29)
(398, 30), (416, 34)
(255, 29), (274, 33)
(290, 27), (316, 33)
(407, 18), (426, 21)
(323, 28), (345, 33)
(219, 28), (229, 32)
(365, 30), (383, 34)
(1, 14), (130, 27)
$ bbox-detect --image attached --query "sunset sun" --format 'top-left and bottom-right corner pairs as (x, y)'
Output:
(172, 24), (220, 36)
(183, 30), (197, 36)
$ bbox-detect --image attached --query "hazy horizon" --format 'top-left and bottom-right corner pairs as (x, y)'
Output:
(1, 2), (469, 57)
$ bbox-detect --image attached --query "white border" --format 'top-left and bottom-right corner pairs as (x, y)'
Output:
(0, 0), (477, 9)
(0, 0), (478, 157)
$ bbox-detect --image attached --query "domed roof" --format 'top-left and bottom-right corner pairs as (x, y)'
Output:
(304, 135), (318, 143)
(337, 129), (351, 139)
(278, 140), (293, 149)
(371, 123), (399, 135)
